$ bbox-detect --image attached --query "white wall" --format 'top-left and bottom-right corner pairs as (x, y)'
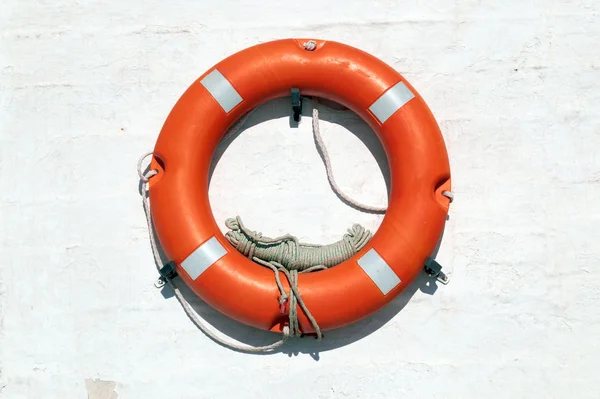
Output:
(2, 0), (600, 398)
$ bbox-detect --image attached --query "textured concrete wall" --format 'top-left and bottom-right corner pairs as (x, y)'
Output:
(1, 0), (600, 398)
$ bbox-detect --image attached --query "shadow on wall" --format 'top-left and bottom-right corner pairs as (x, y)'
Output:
(142, 96), (448, 358)
(208, 96), (391, 210)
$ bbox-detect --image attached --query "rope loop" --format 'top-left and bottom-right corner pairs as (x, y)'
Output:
(303, 40), (317, 51)
(138, 166), (291, 352)
(442, 190), (454, 203)
(137, 151), (159, 182)
(311, 107), (387, 213)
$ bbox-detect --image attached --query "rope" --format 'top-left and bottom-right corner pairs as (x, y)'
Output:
(224, 215), (372, 340)
(138, 155), (290, 353)
(225, 216), (371, 270)
(311, 103), (454, 206)
(311, 106), (388, 213)
(303, 40), (317, 51)
(442, 190), (454, 202)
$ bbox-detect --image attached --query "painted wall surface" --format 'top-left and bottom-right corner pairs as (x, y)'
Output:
(1, 1), (600, 398)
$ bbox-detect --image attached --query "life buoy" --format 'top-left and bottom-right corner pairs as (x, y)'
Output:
(146, 38), (451, 335)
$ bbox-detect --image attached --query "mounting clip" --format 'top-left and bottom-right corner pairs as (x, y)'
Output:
(423, 257), (449, 285)
(155, 261), (178, 288)
(291, 88), (302, 122)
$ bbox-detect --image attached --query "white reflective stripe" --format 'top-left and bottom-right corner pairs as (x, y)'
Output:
(180, 237), (227, 280)
(368, 81), (415, 124)
(357, 248), (401, 295)
(200, 69), (243, 113)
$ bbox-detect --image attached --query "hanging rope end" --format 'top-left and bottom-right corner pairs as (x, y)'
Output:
(137, 152), (159, 183)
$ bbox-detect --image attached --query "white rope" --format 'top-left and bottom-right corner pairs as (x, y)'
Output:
(442, 190), (454, 202)
(225, 215), (373, 341)
(137, 152), (158, 182)
(137, 155), (290, 353)
(310, 102), (454, 207)
(311, 107), (388, 213)
(253, 258), (325, 340)
(303, 40), (317, 51)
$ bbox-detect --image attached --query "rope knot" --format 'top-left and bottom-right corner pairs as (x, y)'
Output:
(303, 40), (317, 51)
(225, 217), (240, 231)
(345, 224), (373, 252)
(224, 216), (374, 341)
(137, 152), (159, 183)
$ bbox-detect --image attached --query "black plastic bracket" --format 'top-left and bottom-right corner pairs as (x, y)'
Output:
(291, 88), (302, 122)
(158, 261), (178, 281)
(423, 257), (449, 285)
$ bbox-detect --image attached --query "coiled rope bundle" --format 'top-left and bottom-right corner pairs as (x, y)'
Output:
(225, 216), (372, 271)
(224, 216), (373, 339)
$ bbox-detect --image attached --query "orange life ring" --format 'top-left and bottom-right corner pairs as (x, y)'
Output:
(147, 38), (452, 334)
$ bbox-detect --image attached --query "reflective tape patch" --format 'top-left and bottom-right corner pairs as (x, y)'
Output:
(200, 69), (243, 113)
(368, 81), (415, 124)
(180, 237), (227, 280)
(357, 248), (401, 295)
